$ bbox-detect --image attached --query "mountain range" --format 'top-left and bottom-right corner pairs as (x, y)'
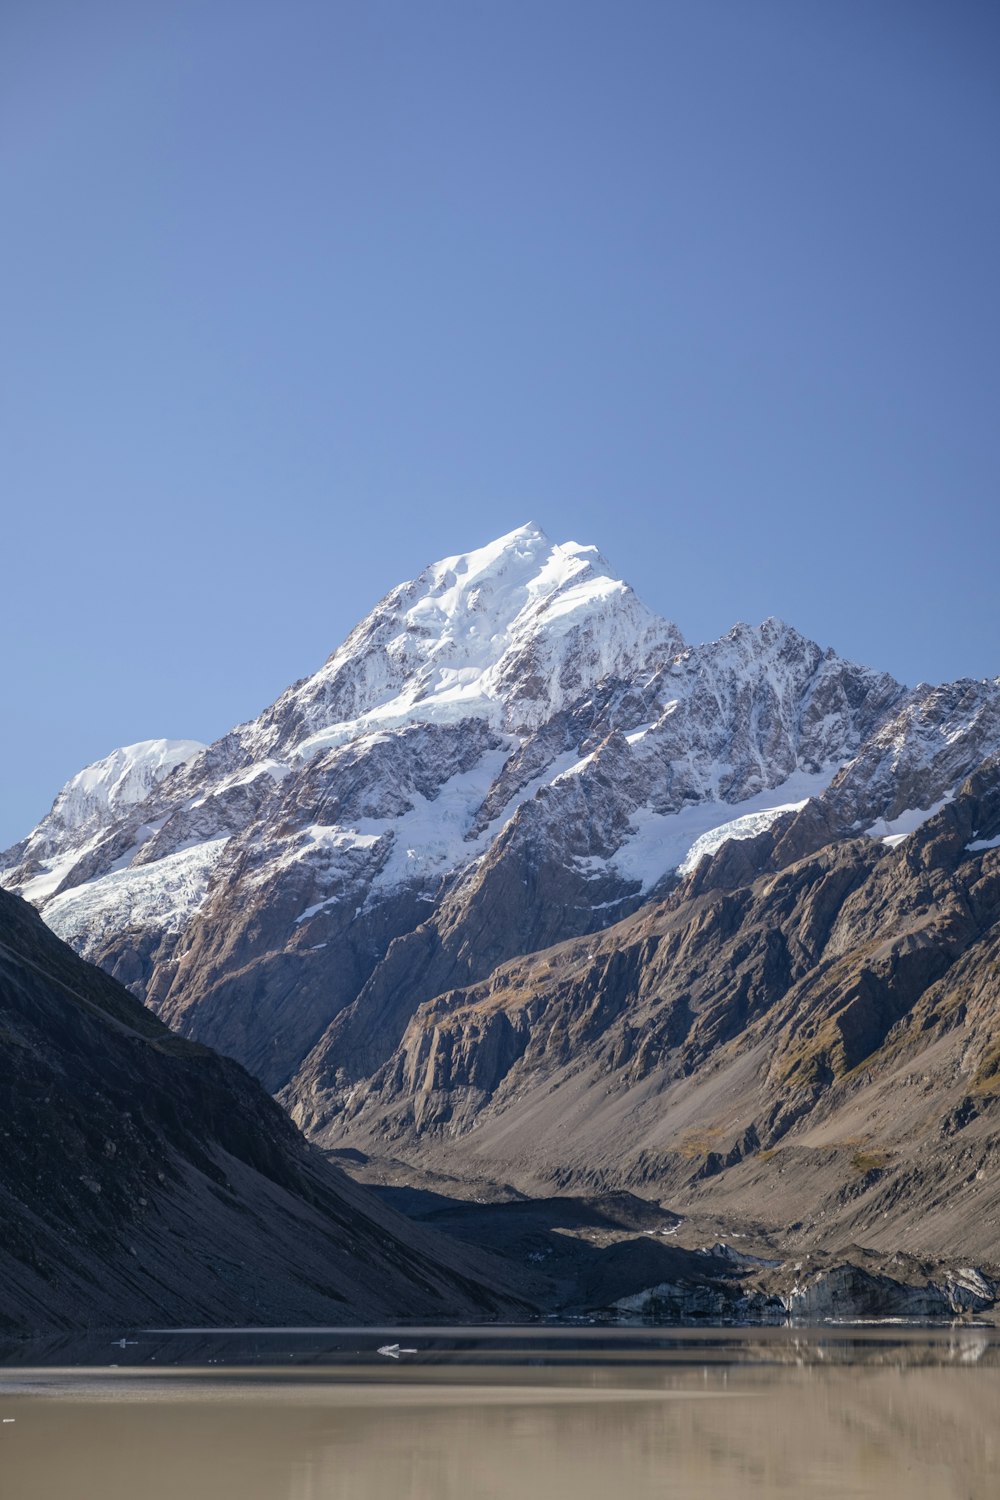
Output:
(3, 522), (999, 1284)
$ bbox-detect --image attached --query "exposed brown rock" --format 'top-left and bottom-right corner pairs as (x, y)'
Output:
(293, 765), (1000, 1264)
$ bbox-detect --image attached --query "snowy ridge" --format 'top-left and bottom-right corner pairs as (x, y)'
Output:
(38, 737), (203, 837)
(7, 739), (205, 903)
(828, 677), (1000, 831)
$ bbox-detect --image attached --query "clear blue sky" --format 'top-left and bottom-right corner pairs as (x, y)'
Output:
(2, 0), (998, 847)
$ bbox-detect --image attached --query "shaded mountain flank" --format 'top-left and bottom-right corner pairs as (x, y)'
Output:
(0, 884), (534, 1335)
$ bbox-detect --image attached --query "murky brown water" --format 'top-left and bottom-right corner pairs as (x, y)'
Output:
(1, 1327), (998, 1498)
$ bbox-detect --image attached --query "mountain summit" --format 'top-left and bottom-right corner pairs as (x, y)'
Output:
(255, 521), (681, 757)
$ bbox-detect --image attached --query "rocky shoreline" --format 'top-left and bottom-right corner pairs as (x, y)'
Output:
(607, 1248), (997, 1324)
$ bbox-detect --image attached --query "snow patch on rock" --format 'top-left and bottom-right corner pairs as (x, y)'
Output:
(967, 833), (1000, 852)
(612, 767), (837, 891)
(865, 793), (953, 847)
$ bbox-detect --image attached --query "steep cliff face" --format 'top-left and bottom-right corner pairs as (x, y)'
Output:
(2, 524), (998, 1146)
(297, 765), (1000, 1260)
(0, 885), (530, 1333)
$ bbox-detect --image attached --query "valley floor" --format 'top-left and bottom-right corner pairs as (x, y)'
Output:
(332, 1149), (1000, 1325)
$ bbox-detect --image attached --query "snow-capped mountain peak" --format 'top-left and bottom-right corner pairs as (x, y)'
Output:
(2, 524), (996, 1115)
(245, 522), (683, 761)
(61, 739), (205, 821)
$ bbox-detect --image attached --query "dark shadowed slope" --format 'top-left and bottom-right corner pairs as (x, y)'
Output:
(0, 885), (533, 1334)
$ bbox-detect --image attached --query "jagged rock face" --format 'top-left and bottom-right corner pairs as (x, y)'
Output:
(299, 767), (1000, 1261)
(1, 523), (997, 1122)
(0, 885), (531, 1333)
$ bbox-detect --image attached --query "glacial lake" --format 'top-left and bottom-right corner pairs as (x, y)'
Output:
(1, 1325), (998, 1499)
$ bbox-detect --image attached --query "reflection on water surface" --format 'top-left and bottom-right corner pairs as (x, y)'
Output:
(1, 1326), (997, 1499)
